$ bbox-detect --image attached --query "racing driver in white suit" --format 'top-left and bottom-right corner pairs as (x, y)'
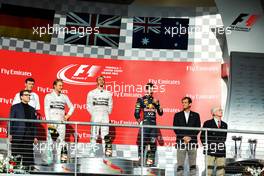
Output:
(44, 79), (74, 164)
(87, 76), (113, 157)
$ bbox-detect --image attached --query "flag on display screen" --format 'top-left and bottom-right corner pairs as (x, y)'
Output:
(64, 12), (121, 48)
(132, 17), (189, 50)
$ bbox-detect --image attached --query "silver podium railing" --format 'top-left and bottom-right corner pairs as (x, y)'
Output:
(1, 117), (264, 175)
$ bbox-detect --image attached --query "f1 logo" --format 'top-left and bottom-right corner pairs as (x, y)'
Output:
(73, 65), (100, 77)
(57, 64), (102, 85)
(231, 13), (260, 27)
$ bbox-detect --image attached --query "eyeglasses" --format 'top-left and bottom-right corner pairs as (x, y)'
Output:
(23, 94), (31, 96)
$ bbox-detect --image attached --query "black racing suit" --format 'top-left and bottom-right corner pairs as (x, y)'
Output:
(134, 95), (163, 165)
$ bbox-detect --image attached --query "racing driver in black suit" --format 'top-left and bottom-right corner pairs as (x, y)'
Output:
(134, 83), (163, 167)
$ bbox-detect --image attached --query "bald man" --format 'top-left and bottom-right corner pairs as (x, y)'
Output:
(200, 107), (228, 176)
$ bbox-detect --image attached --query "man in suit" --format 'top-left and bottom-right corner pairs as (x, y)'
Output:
(9, 90), (38, 169)
(200, 107), (227, 176)
(173, 97), (201, 176)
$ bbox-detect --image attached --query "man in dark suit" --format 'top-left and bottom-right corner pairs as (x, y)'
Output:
(9, 90), (38, 169)
(200, 107), (227, 176)
(173, 97), (201, 176)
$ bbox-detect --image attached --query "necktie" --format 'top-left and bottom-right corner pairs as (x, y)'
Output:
(218, 120), (221, 128)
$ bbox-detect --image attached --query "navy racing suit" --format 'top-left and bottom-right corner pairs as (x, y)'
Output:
(134, 95), (163, 166)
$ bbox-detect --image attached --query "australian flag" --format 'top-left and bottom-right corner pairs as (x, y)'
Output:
(132, 17), (189, 50)
(64, 12), (121, 48)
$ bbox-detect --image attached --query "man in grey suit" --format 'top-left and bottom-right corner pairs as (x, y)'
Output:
(9, 90), (38, 169)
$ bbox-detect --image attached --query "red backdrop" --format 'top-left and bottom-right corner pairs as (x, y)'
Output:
(0, 49), (221, 145)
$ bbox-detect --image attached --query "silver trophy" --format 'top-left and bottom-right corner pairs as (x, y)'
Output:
(232, 136), (242, 158)
(248, 139), (257, 159)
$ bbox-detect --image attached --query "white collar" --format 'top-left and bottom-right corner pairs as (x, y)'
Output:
(184, 110), (190, 114)
(96, 87), (105, 92)
(214, 117), (221, 125)
(52, 90), (61, 97)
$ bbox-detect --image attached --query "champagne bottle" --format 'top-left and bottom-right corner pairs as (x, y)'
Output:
(61, 146), (68, 163)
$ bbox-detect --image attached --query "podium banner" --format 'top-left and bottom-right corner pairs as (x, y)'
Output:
(0, 49), (221, 145)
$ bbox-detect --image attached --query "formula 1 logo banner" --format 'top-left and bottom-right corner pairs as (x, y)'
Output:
(230, 13), (261, 32)
(0, 49), (221, 145)
(57, 64), (122, 86)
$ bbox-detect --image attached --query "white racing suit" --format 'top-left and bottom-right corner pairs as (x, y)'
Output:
(87, 88), (113, 155)
(44, 91), (74, 164)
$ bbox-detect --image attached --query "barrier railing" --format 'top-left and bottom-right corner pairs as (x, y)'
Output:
(0, 118), (264, 176)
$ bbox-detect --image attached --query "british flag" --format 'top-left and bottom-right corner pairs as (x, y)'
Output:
(64, 12), (121, 48)
(132, 16), (189, 50)
(133, 17), (161, 34)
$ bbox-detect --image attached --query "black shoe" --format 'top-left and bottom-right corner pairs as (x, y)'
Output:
(146, 158), (155, 167)
(105, 154), (112, 157)
(29, 166), (40, 172)
(105, 149), (112, 157)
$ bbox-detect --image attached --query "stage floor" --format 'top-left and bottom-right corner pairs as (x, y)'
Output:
(31, 157), (165, 176)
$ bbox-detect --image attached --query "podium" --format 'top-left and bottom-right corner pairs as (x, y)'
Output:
(32, 157), (166, 175)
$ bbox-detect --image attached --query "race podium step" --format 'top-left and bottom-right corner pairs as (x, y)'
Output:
(133, 167), (165, 176)
(77, 157), (135, 174)
(32, 157), (166, 175)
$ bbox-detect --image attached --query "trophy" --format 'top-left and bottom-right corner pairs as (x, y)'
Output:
(61, 145), (68, 163)
(48, 125), (59, 141)
(146, 150), (155, 167)
(248, 139), (257, 159)
(232, 136), (242, 158)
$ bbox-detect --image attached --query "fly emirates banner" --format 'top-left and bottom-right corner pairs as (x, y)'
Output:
(0, 49), (221, 145)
